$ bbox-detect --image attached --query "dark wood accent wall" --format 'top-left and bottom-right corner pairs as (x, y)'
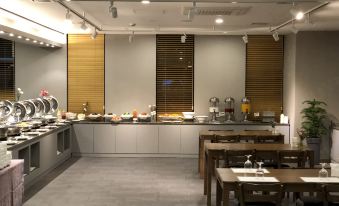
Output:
(246, 35), (284, 121)
(156, 34), (194, 115)
(0, 38), (15, 101)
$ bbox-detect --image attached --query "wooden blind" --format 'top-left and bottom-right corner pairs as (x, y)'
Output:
(0, 38), (15, 101)
(68, 34), (105, 114)
(156, 34), (194, 115)
(246, 35), (284, 121)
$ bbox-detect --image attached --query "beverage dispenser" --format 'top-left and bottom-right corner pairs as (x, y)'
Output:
(209, 97), (219, 122)
(241, 97), (251, 121)
(224, 97), (235, 122)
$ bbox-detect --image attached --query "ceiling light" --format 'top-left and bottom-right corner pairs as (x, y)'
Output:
(9, 33), (14, 37)
(109, 1), (118, 18)
(40, 42), (44, 45)
(141, 0), (150, 4)
(179, 57), (183, 60)
(51, 45), (55, 48)
(25, 38), (30, 41)
(17, 36), (22, 39)
(215, 17), (224, 24)
(0, 31), (4, 34)
(231, 1), (237, 3)
(295, 11), (304, 20)
(80, 20), (88, 31)
(46, 44), (50, 46)
(181, 34), (186, 43)
(33, 40), (37, 43)
(242, 34), (248, 44)
(91, 29), (97, 39)
(65, 9), (73, 27)
(272, 31), (279, 41)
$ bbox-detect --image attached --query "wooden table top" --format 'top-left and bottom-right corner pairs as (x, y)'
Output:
(199, 130), (283, 137)
(216, 168), (328, 183)
(205, 143), (311, 152)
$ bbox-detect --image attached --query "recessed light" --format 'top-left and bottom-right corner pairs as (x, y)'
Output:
(33, 40), (37, 43)
(46, 44), (50, 46)
(25, 38), (30, 41)
(51, 45), (55, 48)
(9, 33), (14, 37)
(0, 31), (5, 34)
(295, 11), (304, 20)
(141, 0), (150, 4)
(231, 1), (237, 3)
(40, 42), (44, 45)
(17, 36), (22, 39)
(179, 57), (183, 60)
(223, 31), (228, 34)
(215, 17), (224, 24)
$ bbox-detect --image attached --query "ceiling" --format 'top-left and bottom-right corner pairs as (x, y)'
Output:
(1, 0), (339, 36)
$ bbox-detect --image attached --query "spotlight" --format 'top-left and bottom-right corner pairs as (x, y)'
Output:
(215, 17), (224, 24)
(242, 34), (248, 44)
(46, 44), (50, 46)
(25, 38), (30, 41)
(51, 45), (55, 48)
(80, 20), (88, 31)
(290, 3), (304, 21)
(65, 9), (73, 26)
(91, 29), (98, 39)
(0, 31), (4, 34)
(109, 1), (118, 18)
(141, 0), (150, 4)
(17, 36), (22, 39)
(181, 34), (186, 43)
(33, 40), (37, 43)
(272, 31), (279, 41)
(187, 1), (196, 21)
(128, 31), (134, 43)
(9, 33), (14, 37)
(295, 11), (304, 20)
(40, 42), (44, 45)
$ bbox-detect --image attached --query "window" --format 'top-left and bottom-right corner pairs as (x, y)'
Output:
(246, 35), (284, 121)
(0, 38), (15, 101)
(67, 34), (105, 114)
(156, 34), (194, 115)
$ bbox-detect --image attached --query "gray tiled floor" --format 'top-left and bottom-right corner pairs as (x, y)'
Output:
(24, 157), (221, 206)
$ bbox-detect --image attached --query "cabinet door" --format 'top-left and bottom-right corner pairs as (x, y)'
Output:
(137, 125), (158, 153)
(72, 124), (94, 153)
(94, 125), (116, 153)
(116, 125), (137, 153)
(159, 125), (181, 154)
(180, 126), (201, 154)
(40, 133), (57, 170)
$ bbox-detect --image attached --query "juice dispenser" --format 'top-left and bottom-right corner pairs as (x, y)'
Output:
(241, 97), (251, 121)
(224, 97), (235, 122)
(209, 97), (219, 122)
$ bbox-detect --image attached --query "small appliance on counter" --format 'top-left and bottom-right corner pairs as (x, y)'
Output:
(261, 111), (275, 123)
(209, 97), (219, 122)
(149, 105), (156, 122)
(241, 97), (251, 122)
(182, 112), (195, 121)
(224, 97), (235, 122)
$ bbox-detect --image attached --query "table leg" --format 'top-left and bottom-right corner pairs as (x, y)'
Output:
(216, 179), (222, 206)
(207, 152), (215, 206)
(223, 183), (230, 206)
(199, 138), (204, 178)
(204, 150), (207, 195)
(309, 151), (315, 168)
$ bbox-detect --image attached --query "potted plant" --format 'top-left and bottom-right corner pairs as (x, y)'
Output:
(299, 99), (328, 164)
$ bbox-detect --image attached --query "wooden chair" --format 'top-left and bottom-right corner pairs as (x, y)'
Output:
(241, 130), (269, 143)
(255, 150), (278, 168)
(278, 150), (307, 168)
(257, 135), (284, 144)
(322, 184), (339, 206)
(224, 150), (255, 168)
(238, 183), (284, 206)
(209, 130), (234, 143)
(215, 134), (239, 143)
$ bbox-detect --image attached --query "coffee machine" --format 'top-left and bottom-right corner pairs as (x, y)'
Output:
(224, 97), (235, 122)
(209, 97), (219, 122)
(241, 97), (251, 122)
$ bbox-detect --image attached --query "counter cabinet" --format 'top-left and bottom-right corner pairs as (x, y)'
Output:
(72, 123), (290, 158)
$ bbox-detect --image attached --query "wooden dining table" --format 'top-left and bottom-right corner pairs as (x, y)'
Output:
(204, 143), (314, 206)
(216, 168), (331, 206)
(199, 130), (284, 178)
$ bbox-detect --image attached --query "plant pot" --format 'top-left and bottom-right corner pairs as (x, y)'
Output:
(307, 138), (321, 165)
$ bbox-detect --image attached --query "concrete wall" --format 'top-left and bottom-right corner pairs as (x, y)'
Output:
(194, 36), (246, 119)
(105, 35), (156, 114)
(15, 43), (67, 109)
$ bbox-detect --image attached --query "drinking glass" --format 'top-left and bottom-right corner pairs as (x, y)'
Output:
(244, 155), (253, 169)
(255, 162), (264, 177)
(319, 163), (329, 178)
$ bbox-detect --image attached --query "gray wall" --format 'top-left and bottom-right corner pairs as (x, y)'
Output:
(15, 43), (67, 109)
(105, 35), (156, 114)
(194, 36), (246, 119)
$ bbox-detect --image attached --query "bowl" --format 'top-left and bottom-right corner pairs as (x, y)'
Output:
(194, 115), (209, 123)
(87, 114), (101, 121)
(77, 114), (85, 120)
(66, 112), (77, 120)
(182, 112), (195, 118)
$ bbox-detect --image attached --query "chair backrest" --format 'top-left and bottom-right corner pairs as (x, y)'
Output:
(257, 135), (284, 144)
(215, 134), (239, 143)
(238, 183), (284, 206)
(209, 130), (234, 143)
(278, 150), (306, 168)
(323, 184), (339, 204)
(255, 150), (278, 168)
(224, 150), (255, 168)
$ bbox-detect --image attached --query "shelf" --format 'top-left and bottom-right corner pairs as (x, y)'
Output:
(18, 147), (30, 175)
(30, 142), (40, 171)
